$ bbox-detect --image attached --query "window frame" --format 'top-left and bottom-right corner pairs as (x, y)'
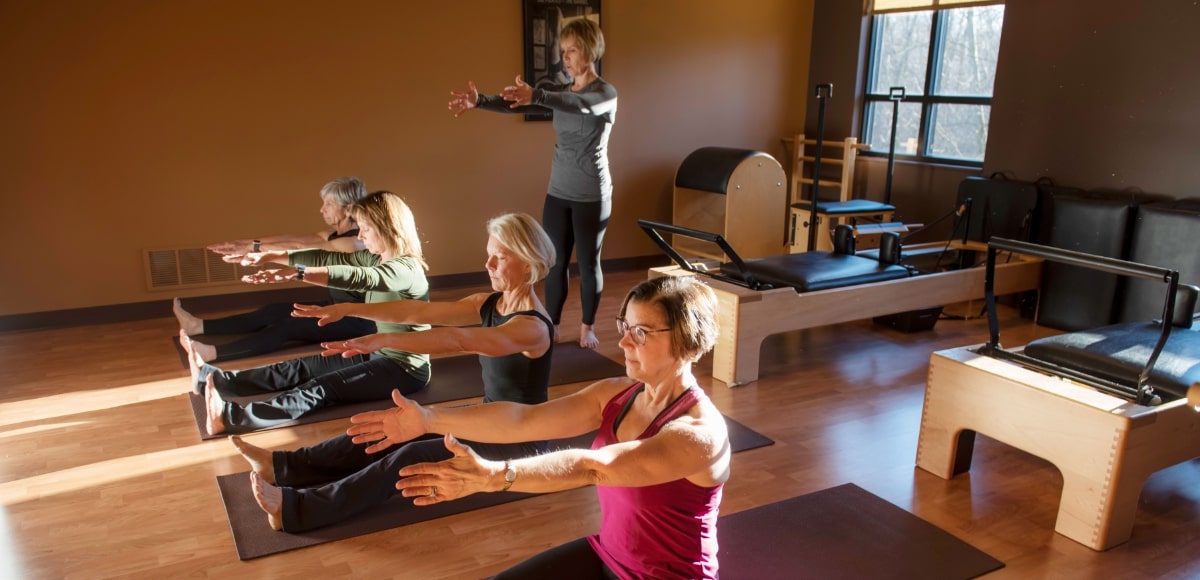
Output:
(860, 0), (1004, 167)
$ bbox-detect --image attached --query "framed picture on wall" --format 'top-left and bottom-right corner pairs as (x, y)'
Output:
(522, 0), (602, 122)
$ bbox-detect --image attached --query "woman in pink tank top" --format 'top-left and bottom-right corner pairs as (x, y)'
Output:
(348, 275), (731, 579)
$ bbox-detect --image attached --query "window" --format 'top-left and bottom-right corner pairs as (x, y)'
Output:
(861, 0), (1005, 165)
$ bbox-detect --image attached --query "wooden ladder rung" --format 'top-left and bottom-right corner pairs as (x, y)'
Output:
(796, 177), (842, 188)
(797, 156), (845, 165)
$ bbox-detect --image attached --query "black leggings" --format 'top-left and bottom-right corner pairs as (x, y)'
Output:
(274, 433), (543, 532)
(202, 353), (427, 433)
(493, 537), (616, 580)
(202, 301), (375, 362)
(542, 195), (610, 326)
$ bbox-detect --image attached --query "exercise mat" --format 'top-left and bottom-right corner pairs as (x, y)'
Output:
(189, 346), (627, 440)
(718, 483), (1004, 579)
(218, 416), (773, 560)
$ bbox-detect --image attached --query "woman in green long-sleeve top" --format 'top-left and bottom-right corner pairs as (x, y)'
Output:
(180, 191), (431, 436)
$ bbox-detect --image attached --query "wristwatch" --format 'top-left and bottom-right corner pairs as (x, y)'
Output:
(502, 461), (516, 492)
(252, 239), (261, 252)
(295, 264), (306, 282)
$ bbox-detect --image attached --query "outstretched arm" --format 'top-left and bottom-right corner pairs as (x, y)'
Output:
(347, 378), (629, 453)
(293, 292), (488, 328)
(319, 311), (550, 360)
(393, 401), (731, 505)
(209, 231), (361, 255)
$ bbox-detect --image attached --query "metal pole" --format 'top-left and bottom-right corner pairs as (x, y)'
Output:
(807, 83), (832, 252)
(884, 87), (906, 206)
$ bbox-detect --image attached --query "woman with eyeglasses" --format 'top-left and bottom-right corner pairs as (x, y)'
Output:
(347, 275), (730, 579)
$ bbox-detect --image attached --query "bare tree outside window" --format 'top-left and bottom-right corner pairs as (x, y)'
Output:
(863, 3), (1005, 165)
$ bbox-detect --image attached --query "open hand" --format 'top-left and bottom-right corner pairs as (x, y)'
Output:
(448, 81), (479, 117)
(396, 434), (497, 505)
(319, 334), (383, 358)
(501, 75), (533, 107)
(347, 390), (429, 453)
(292, 303), (345, 326)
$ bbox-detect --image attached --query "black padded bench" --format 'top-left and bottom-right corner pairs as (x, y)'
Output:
(639, 219), (910, 293)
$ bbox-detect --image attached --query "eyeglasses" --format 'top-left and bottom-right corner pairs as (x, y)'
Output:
(615, 318), (671, 346)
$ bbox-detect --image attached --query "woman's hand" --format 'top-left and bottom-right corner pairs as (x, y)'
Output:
(347, 390), (430, 454)
(448, 81), (479, 117)
(501, 75), (533, 107)
(396, 434), (500, 505)
(207, 240), (246, 255)
(240, 268), (297, 285)
(319, 333), (386, 358)
(236, 252), (271, 267)
(292, 303), (346, 326)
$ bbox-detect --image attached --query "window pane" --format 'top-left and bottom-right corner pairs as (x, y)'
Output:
(870, 11), (932, 95)
(933, 5), (1004, 96)
(927, 103), (990, 161)
(863, 101), (923, 155)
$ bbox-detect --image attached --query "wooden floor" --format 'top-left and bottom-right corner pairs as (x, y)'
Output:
(2, 269), (1199, 579)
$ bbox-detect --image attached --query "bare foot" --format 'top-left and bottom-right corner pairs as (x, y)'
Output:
(173, 298), (203, 336)
(579, 324), (599, 349)
(205, 375), (227, 436)
(230, 436), (276, 484)
(190, 339), (216, 364)
(180, 330), (200, 388)
(250, 471), (283, 531)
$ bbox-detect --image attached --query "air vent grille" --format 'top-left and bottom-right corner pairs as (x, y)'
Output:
(143, 247), (260, 291)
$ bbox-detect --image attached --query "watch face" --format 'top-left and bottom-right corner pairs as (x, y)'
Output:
(505, 467), (516, 482)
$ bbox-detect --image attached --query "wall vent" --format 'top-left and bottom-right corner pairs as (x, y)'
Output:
(143, 247), (260, 291)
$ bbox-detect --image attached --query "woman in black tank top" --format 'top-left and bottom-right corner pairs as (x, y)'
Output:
(229, 213), (561, 533)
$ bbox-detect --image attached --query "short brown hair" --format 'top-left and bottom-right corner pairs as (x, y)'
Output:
(619, 276), (718, 363)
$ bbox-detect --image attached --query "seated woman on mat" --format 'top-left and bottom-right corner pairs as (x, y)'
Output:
(346, 275), (730, 579)
(230, 212), (557, 533)
(185, 190), (431, 436)
(175, 176), (375, 363)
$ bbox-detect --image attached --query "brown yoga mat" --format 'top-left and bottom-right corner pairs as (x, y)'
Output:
(188, 346), (628, 440)
(717, 483), (1004, 579)
(217, 416), (773, 560)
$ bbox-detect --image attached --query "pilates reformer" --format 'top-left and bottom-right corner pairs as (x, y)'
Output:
(641, 219), (1043, 386)
(916, 238), (1200, 551)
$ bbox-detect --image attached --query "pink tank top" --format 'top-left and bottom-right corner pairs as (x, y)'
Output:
(586, 382), (723, 579)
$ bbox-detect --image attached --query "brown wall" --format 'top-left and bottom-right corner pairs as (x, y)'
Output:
(0, 0), (814, 317)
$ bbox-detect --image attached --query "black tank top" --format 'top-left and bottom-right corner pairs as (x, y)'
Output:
(326, 228), (366, 304)
(479, 292), (554, 404)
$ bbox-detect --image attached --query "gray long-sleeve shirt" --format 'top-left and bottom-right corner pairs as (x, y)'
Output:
(477, 78), (617, 202)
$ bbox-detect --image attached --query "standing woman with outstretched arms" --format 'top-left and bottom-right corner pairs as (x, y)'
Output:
(449, 17), (616, 350)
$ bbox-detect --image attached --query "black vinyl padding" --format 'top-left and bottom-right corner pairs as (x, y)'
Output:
(1024, 322), (1200, 400)
(1037, 195), (1137, 331)
(720, 252), (910, 293)
(789, 199), (896, 215)
(955, 176), (1038, 243)
(674, 147), (763, 194)
(1119, 200), (1200, 323)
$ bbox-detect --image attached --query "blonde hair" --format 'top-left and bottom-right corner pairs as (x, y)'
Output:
(487, 213), (556, 286)
(618, 276), (719, 363)
(561, 17), (604, 63)
(350, 191), (428, 270)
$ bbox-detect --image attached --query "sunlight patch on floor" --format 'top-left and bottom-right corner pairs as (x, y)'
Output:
(0, 378), (185, 426)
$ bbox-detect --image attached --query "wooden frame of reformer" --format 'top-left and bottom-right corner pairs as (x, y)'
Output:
(648, 239), (1044, 386)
